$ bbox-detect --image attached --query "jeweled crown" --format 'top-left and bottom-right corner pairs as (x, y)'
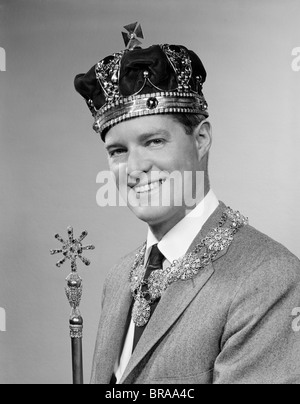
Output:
(74, 22), (209, 140)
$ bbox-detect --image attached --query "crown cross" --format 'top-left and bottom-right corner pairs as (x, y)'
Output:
(122, 22), (144, 50)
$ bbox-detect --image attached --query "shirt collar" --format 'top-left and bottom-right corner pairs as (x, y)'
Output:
(145, 189), (219, 264)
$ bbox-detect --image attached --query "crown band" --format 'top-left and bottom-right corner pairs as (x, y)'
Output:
(93, 91), (208, 138)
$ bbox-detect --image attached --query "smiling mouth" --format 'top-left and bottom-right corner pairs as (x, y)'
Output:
(134, 179), (166, 194)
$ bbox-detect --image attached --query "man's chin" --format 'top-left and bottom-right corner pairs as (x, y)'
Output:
(128, 205), (171, 224)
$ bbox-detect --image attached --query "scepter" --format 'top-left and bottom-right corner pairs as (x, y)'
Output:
(50, 226), (95, 384)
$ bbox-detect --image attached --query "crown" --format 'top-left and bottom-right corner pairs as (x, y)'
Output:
(74, 23), (209, 140)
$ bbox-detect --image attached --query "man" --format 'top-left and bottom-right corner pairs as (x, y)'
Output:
(74, 24), (300, 384)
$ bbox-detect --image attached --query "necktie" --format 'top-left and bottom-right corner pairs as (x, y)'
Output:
(132, 244), (164, 352)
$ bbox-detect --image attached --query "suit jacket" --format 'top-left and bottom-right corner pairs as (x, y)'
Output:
(91, 202), (300, 384)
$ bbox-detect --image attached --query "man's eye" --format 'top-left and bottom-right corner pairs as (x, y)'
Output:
(147, 139), (165, 146)
(109, 149), (126, 157)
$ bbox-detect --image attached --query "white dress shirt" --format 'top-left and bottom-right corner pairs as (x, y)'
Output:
(114, 189), (219, 383)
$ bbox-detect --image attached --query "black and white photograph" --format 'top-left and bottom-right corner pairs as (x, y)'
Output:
(0, 0), (300, 386)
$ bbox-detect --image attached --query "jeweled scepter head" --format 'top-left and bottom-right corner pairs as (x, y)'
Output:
(50, 226), (95, 384)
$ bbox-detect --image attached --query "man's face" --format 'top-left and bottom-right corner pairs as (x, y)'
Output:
(105, 115), (206, 229)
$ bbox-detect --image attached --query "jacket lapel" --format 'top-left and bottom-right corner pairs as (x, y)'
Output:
(120, 201), (230, 384)
(189, 201), (229, 261)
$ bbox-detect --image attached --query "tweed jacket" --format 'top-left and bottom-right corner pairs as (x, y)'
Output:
(91, 202), (300, 384)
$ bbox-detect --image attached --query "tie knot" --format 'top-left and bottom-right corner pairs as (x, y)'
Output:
(147, 244), (164, 270)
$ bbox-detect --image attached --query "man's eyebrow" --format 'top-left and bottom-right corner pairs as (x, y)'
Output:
(105, 141), (125, 151)
(138, 130), (170, 142)
(105, 130), (170, 150)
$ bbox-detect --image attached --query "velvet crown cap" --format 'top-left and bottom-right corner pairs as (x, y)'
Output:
(74, 23), (209, 141)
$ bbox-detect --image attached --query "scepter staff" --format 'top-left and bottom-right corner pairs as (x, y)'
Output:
(50, 226), (95, 384)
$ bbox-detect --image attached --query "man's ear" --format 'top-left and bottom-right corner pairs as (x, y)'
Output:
(193, 119), (212, 162)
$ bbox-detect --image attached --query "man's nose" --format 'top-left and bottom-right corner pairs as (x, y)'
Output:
(127, 147), (152, 179)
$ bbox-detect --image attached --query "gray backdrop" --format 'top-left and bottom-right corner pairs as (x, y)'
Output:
(0, 0), (299, 384)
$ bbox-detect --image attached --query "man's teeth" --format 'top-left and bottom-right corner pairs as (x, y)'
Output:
(135, 179), (165, 194)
